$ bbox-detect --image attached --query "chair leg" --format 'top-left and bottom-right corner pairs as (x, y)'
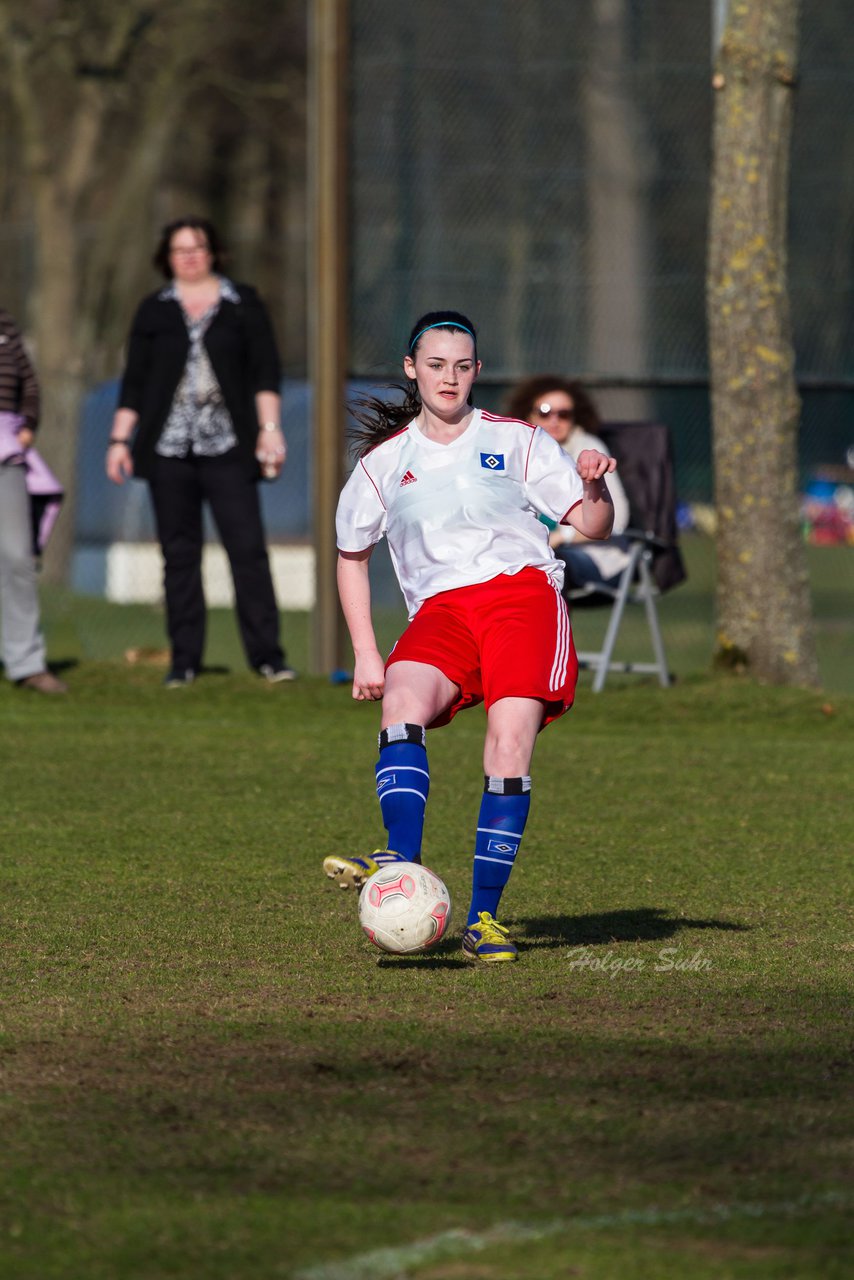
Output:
(638, 555), (671, 687)
(590, 547), (641, 692)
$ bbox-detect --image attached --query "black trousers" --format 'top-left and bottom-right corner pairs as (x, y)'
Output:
(148, 449), (284, 673)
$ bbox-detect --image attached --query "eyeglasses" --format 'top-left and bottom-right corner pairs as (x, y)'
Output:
(536, 402), (574, 421)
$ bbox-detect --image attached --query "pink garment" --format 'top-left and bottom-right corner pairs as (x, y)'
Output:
(0, 412), (64, 553)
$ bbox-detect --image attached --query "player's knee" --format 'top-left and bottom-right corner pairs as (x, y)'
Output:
(380, 688), (422, 726)
(484, 726), (536, 776)
(490, 751), (528, 777)
(382, 666), (429, 725)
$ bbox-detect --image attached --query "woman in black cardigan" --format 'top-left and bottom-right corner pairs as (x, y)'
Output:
(107, 217), (294, 686)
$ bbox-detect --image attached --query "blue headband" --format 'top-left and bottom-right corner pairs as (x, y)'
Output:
(409, 321), (476, 351)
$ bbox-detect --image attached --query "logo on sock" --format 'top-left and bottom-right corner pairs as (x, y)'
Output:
(487, 839), (517, 855)
(376, 774), (395, 792)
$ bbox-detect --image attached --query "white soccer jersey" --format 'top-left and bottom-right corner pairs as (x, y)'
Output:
(336, 409), (585, 618)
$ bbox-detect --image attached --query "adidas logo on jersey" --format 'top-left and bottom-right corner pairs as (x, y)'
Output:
(400, 470), (417, 486)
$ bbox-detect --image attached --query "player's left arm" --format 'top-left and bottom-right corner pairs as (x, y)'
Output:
(564, 449), (617, 540)
(525, 429), (615, 543)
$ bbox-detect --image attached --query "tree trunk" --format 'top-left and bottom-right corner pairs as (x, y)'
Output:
(707, 0), (818, 686)
(30, 185), (86, 584)
(583, 0), (652, 420)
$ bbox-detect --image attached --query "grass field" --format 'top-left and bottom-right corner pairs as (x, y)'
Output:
(1, 623), (852, 1277)
(37, 538), (854, 696)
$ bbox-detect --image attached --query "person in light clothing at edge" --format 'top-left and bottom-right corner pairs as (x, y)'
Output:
(323, 310), (617, 963)
(0, 307), (67, 694)
(506, 374), (631, 592)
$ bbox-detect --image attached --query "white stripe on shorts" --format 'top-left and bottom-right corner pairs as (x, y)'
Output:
(548, 576), (571, 692)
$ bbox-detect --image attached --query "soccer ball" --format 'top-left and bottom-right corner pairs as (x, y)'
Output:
(358, 862), (452, 954)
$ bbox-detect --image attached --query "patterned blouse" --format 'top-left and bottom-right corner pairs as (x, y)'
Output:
(0, 308), (40, 428)
(155, 278), (240, 458)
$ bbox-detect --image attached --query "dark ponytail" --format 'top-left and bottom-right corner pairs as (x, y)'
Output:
(348, 382), (422, 458)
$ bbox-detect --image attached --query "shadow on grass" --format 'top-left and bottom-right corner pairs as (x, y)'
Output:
(519, 905), (749, 950)
(368, 907), (748, 964)
(50, 658), (79, 676)
(375, 954), (470, 969)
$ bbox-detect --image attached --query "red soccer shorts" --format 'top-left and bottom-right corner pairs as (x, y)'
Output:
(385, 567), (578, 729)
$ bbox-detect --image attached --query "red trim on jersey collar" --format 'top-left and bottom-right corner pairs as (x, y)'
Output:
(361, 423), (411, 458)
(480, 410), (536, 431)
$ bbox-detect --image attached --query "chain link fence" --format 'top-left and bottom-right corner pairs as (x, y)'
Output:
(27, 1), (854, 689)
(344, 0), (853, 688)
(349, 1), (852, 399)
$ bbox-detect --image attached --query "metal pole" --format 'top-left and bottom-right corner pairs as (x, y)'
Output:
(308, 0), (349, 675)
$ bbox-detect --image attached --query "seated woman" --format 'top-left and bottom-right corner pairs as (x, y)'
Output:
(505, 376), (631, 592)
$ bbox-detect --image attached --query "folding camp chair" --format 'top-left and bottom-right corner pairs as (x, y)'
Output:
(564, 421), (686, 692)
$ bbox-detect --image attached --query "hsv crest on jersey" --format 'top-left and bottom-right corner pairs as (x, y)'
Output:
(400, 470), (417, 486)
(480, 452), (505, 470)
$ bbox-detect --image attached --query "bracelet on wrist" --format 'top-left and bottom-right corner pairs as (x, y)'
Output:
(107, 439), (131, 449)
(260, 422), (280, 432)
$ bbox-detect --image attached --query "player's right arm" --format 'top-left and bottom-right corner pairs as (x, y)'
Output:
(337, 548), (386, 701)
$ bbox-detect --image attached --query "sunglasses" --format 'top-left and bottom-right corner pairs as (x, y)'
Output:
(537, 402), (574, 421)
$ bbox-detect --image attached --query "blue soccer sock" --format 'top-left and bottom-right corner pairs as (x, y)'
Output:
(467, 776), (531, 925)
(375, 723), (429, 862)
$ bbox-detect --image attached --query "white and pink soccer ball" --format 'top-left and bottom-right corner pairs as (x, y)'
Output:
(358, 862), (452, 954)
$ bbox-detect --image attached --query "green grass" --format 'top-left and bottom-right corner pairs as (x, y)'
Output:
(567, 537), (854, 696)
(0, 663), (851, 1278)
(40, 537), (854, 695)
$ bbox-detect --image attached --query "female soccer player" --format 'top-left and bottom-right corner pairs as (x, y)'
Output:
(323, 311), (617, 962)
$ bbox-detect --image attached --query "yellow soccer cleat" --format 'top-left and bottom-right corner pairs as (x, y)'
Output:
(461, 911), (518, 963)
(322, 848), (408, 892)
